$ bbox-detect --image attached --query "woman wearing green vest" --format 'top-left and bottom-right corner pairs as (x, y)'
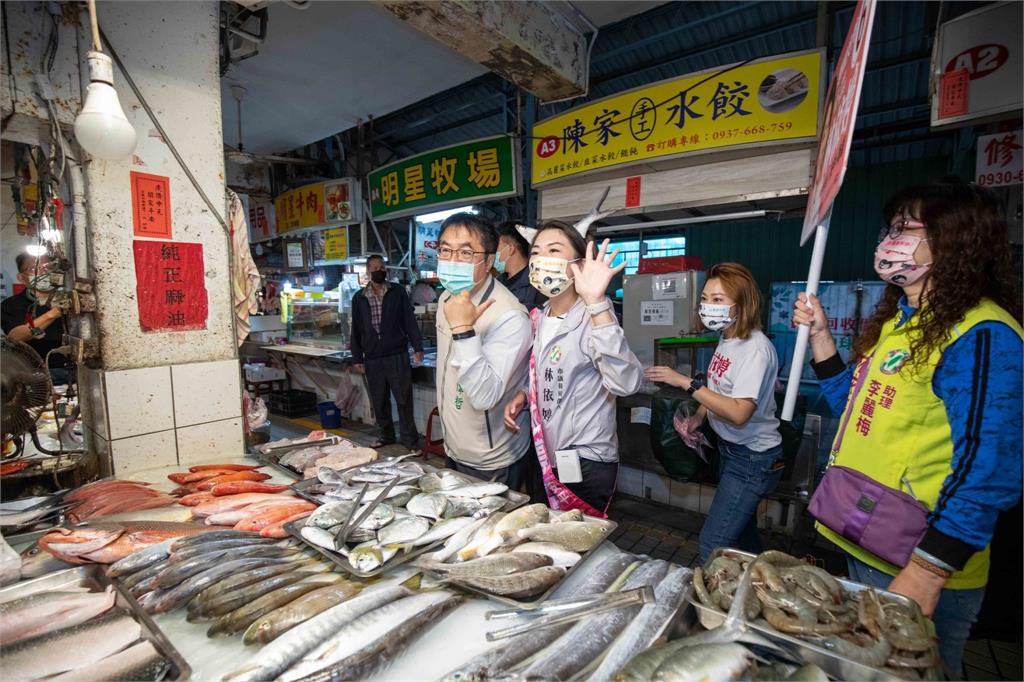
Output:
(793, 179), (1022, 676)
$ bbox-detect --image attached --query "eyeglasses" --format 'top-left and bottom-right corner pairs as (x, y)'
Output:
(437, 246), (489, 263)
(878, 218), (926, 243)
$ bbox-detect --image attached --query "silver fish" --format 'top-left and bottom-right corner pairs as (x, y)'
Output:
(418, 551), (552, 578)
(552, 509), (584, 523)
(441, 553), (636, 682)
(18, 545), (75, 580)
(456, 512), (508, 561)
(418, 473), (443, 493)
(307, 500), (357, 530)
(588, 565), (694, 682)
(652, 642), (755, 682)
(512, 542), (581, 568)
(105, 537), (175, 577)
(438, 470), (473, 490)
(302, 525), (341, 552)
(46, 640), (167, 682)
(521, 559), (669, 680)
(348, 542), (399, 573)
(422, 515), (490, 563)
(0, 586), (115, 645)
(411, 516), (475, 547)
(441, 482), (509, 499)
(517, 520), (614, 552)
(278, 591), (460, 682)
(376, 515), (429, 546)
(406, 493), (450, 520)
(494, 503), (549, 539)
(355, 502), (395, 530)
(445, 565), (565, 599)
(220, 585), (411, 682)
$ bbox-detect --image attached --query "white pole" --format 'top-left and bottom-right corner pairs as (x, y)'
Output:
(781, 218), (831, 421)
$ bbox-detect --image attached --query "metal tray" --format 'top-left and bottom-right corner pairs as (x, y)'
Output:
(428, 514), (619, 610)
(689, 548), (942, 681)
(253, 437), (346, 479)
(286, 458), (529, 578)
(0, 565), (191, 681)
(256, 450), (303, 480)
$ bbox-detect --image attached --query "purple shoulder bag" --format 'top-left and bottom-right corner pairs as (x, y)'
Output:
(809, 465), (928, 567)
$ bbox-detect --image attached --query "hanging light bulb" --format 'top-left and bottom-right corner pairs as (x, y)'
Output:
(314, 274), (325, 286)
(73, 51), (137, 160)
(25, 245), (48, 257)
(282, 281), (294, 292)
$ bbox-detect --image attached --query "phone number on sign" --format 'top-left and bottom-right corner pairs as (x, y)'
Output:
(708, 121), (794, 141)
(976, 170), (1024, 186)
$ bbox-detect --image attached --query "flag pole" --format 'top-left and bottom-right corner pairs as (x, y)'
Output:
(781, 213), (831, 421)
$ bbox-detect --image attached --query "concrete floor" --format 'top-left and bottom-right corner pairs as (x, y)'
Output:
(267, 413), (1021, 680)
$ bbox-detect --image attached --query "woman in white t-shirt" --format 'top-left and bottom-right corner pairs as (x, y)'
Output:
(645, 263), (783, 561)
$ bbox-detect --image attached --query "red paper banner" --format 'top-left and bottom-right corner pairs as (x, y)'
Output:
(625, 176), (642, 208)
(938, 69), (969, 119)
(133, 240), (208, 332)
(131, 171), (172, 239)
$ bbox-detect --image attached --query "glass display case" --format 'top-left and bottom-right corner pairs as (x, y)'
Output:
(283, 290), (349, 348)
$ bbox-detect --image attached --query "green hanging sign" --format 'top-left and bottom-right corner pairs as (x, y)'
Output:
(367, 135), (519, 220)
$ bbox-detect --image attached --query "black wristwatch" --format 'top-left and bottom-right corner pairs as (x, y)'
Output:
(685, 372), (707, 396)
(452, 329), (477, 341)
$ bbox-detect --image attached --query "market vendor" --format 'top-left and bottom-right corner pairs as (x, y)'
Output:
(350, 254), (424, 449)
(1, 254), (69, 385)
(495, 221), (546, 311)
(644, 263), (783, 561)
(502, 222), (642, 514)
(434, 213), (534, 487)
(793, 179), (1022, 675)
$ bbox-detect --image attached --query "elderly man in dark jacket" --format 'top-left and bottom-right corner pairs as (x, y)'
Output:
(350, 255), (423, 448)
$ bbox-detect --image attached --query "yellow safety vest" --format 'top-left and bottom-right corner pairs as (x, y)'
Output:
(818, 298), (1022, 589)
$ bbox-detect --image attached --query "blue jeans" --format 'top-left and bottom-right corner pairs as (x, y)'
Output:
(698, 440), (784, 563)
(846, 556), (985, 678)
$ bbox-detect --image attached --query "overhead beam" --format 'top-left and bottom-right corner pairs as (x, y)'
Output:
(376, 1), (589, 101)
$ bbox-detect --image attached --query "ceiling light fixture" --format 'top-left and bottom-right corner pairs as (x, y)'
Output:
(73, 0), (137, 160)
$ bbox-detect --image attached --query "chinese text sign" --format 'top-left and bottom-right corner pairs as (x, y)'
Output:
(133, 241), (207, 332)
(131, 172), (172, 239)
(368, 136), (518, 220)
(531, 51), (822, 186)
(976, 130), (1023, 187)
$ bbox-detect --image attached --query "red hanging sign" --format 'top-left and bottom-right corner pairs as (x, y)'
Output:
(133, 240), (208, 332)
(938, 69), (970, 119)
(131, 171), (172, 239)
(625, 176), (642, 208)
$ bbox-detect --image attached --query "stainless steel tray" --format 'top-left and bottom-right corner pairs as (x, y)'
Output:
(256, 450), (303, 480)
(286, 458), (529, 578)
(0, 565), (191, 681)
(430, 516), (620, 609)
(253, 437), (346, 479)
(690, 548), (941, 681)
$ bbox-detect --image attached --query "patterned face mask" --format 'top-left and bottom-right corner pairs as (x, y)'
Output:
(699, 303), (735, 331)
(874, 235), (931, 286)
(529, 256), (579, 298)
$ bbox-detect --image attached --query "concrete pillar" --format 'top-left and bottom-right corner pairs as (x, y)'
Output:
(2, 2), (243, 476)
(377, 1), (589, 101)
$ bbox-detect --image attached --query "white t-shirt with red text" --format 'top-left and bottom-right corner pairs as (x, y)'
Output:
(704, 329), (782, 452)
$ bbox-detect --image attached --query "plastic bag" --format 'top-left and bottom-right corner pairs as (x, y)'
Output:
(649, 390), (709, 482)
(245, 392), (269, 431)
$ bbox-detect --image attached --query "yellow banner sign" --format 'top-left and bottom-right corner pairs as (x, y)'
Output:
(531, 50), (822, 185)
(324, 228), (348, 261)
(275, 182), (326, 234)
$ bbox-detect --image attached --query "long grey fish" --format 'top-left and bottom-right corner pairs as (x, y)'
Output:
(243, 581), (364, 645)
(278, 591), (461, 682)
(167, 537), (278, 563)
(106, 537), (176, 577)
(520, 559), (670, 681)
(146, 556), (296, 614)
(125, 559), (172, 596)
(441, 552), (637, 682)
(189, 569), (324, 622)
(587, 565), (694, 682)
(170, 529), (262, 551)
(154, 545), (299, 589)
(416, 552), (553, 579)
(206, 573), (342, 637)
(220, 584), (411, 682)
(445, 565), (565, 599)
(188, 559), (319, 615)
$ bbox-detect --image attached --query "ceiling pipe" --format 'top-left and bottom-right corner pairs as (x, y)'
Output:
(593, 210), (781, 235)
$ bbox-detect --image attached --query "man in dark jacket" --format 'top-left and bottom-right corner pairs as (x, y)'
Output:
(350, 255), (424, 448)
(495, 221), (545, 311)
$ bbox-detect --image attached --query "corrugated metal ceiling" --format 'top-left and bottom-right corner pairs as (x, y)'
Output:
(366, 1), (986, 167)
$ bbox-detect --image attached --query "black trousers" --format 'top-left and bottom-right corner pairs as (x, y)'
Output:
(364, 352), (417, 447)
(449, 455), (531, 490)
(565, 459), (619, 512)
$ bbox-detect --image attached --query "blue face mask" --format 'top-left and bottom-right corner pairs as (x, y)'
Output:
(437, 260), (479, 295)
(493, 246), (507, 275)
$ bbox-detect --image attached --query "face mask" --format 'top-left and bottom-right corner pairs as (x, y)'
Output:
(529, 256), (577, 298)
(699, 303), (735, 332)
(493, 245), (507, 275)
(369, 270), (387, 284)
(437, 259), (480, 295)
(874, 235), (931, 286)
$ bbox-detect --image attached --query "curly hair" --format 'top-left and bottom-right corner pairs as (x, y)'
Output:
(853, 179), (1022, 372)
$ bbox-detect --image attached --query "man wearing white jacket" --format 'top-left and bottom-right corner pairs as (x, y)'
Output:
(434, 213), (533, 487)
